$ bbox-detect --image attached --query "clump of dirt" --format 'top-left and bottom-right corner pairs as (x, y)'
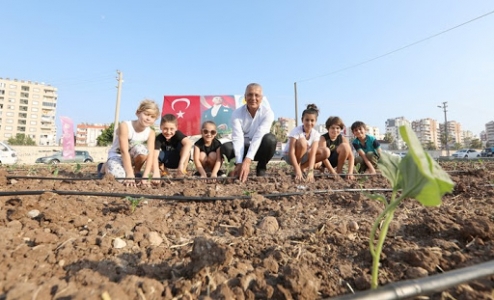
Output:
(0, 161), (493, 299)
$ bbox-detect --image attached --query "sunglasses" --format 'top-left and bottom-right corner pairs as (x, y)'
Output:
(202, 129), (217, 135)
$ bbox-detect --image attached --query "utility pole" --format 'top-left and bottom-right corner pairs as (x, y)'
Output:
(294, 82), (298, 126)
(113, 70), (123, 141)
(437, 102), (450, 156)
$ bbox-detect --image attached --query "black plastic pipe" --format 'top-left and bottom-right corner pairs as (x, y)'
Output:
(327, 260), (494, 300)
(0, 188), (393, 201)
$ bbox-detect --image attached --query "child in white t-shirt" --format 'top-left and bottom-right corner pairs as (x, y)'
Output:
(282, 104), (330, 182)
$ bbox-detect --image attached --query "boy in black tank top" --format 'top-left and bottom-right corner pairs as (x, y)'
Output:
(319, 116), (355, 180)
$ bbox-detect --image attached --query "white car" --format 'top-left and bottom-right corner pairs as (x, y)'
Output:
(451, 149), (480, 159)
(0, 141), (18, 165)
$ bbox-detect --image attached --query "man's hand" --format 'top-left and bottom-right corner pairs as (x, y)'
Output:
(237, 159), (252, 183)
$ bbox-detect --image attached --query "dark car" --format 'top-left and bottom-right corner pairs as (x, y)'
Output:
(481, 147), (494, 157)
(35, 150), (94, 164)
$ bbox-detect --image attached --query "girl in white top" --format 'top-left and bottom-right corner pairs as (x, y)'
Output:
(103, 99), (160, 187)
(283, 104), (330, 183)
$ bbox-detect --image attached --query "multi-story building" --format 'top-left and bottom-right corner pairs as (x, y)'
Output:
(0, 78), (57, 145)
(76, 123), (109, 146)
(411, 118), (439, 149)
(367, 126), (382, 140)
(385, 117), (410, 149)
(485, 121), (494, 147)
(439, 121), (462, 146)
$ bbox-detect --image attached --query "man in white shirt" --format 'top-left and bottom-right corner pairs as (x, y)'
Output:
(221, 83), (277, 182)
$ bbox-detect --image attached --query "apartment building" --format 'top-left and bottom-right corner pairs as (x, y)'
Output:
(0, 78), (57, 145)
(439, 121), (462, 146)
(76, 123), (109, 146)
(485, 121), (494, 146)
(411, 118), (439, 149)
(385, 117), (410, 149)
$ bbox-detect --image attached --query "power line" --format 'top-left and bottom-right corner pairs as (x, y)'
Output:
(297, 9), (494, 83)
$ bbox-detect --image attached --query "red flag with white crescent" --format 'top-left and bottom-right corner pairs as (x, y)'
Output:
(162, 96), (201, 136)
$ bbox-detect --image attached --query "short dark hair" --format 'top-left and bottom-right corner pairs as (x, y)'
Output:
(325, 116), (345, 130)
(160, 114), (177, 126)
(351, 121), (366, 132)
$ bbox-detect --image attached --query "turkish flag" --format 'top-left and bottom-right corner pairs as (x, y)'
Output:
(162, 96), (201, 136)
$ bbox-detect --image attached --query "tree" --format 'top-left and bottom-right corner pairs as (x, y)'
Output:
(383, 132), (394, 144)
(8, 133), (36, 146)
(388, 140), (398, 150)
(469, 138), (482, 149)
(270, 121), (287, 143)
(439, 132), (454, 150)
(97, 123), (115, 146)
(452, 142), (463, 150)
(423, 141), (437, 150)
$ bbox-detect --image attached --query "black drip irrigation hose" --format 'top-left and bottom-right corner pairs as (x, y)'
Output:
(0, 188), (394, 201)
(5, 169), (476, 182)
(327, 259), (494, 300)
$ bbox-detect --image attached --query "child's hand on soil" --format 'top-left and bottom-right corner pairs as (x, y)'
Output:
(305, 172), (314, 183)
(122, 178), (137, 187)
(295, 171), (304, 183)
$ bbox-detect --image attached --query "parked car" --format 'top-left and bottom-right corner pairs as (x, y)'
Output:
(35, 150), (94, 164)
(451, 149), (481, 159)
(481, 147), (494, 157)
(0, 141), (18, 165)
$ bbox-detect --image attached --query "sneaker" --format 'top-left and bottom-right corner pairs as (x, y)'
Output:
(256, 168), (267, 177)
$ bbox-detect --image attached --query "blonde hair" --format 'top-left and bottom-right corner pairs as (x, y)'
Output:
(136, 99), (160, 118)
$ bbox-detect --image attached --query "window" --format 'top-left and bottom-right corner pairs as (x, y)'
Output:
(30, 121), (37, 125)
(18, 120), (26, 125)
(18, 113), (27, 118)
(33, 88), (39, 92)
(19, 106), (28, 111)
(32, 107), (39, 112)
(32, 101), (39, 105)
(20, 92), (29, 98)
(4, 133), (12, 138)
(6, 119), (13, 123)
(21, 86), (29, 91)
(20, 99), (28, 105)
(8, 98), (15, 103)
(5, 126), (12, 130)
(0, 83), (5, 88)
(30, 114), (37, 119)
(33, 94), (39, 99)
(0, 90), (4, 95)
(42, 102), (56, 107)
(7, 105), (14, 110)
(9, 84), (17, 89)
(0, 97), (4, 101)
(17, 126), (26, 132)
(29, 127), (36, 132)
(6, 112), (13, 117)
(8, 91), (15, 96)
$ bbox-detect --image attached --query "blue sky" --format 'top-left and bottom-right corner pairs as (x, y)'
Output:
(2, 1), (494, 137)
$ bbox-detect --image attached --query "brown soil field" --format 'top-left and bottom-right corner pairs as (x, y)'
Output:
(0, 160), (493, 300)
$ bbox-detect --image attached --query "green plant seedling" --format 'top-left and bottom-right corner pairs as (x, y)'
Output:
(52, 166), (59, 177)
(73, 163), (82, 173)
(125, 196), (144, 213)
(368, 125), (454, 289)
(222, 154), (236, 176)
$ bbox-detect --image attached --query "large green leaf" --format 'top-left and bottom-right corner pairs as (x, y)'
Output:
(378, 152), (402, 189)
(399, 125), (454, 206)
